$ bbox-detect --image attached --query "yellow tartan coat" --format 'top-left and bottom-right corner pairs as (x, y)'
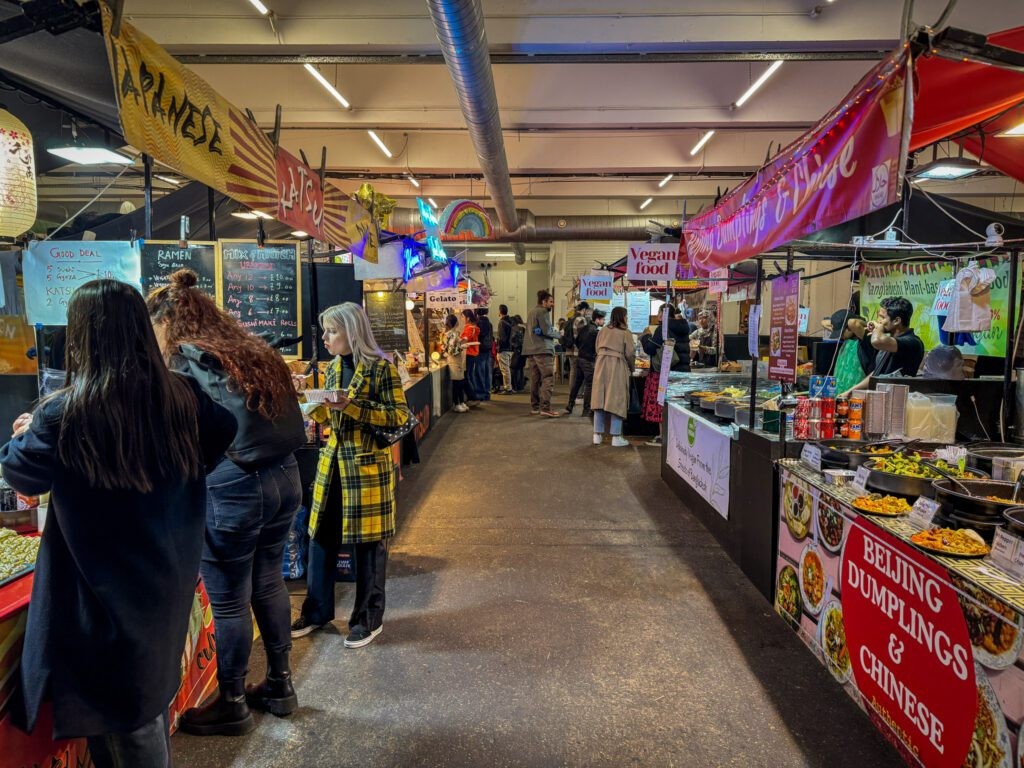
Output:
(309, 356), (409, 543)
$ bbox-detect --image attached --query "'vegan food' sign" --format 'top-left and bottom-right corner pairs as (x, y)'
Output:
(626, 243), (678, 282)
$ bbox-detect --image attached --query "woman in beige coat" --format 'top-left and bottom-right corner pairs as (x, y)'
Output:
(590, 306), (635, 447)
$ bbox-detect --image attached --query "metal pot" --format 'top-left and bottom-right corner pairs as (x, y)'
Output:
(1003, 507), (1024, 537)
(965, 445), (1024, 476)
(864, 460), (987, 499)
(946, 511), (1004, 544)
(931, 478), (1015, 520)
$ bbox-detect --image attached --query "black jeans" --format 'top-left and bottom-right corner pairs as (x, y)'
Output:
(302, 477), (389, 632)
(87, 710), (170, 768)
(201, 455), (302, 688)
(451, 377), (467, 405)
(569, 358), (595, 412)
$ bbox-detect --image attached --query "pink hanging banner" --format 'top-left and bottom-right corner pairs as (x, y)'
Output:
(682, 47), (912, 272)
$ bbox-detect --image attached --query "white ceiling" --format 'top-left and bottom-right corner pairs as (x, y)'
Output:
(31, 0), (1024, 224)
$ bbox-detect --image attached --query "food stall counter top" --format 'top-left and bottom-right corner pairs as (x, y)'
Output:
(0, 571), (32, 621)
(781, 459), (1024, 614)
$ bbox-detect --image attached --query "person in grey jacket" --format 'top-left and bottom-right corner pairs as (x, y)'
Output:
(522, 289), (560, 417)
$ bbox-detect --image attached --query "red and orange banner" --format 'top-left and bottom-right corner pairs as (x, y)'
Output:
(682, 48), (913, 271)
(100, 6), (369, 251)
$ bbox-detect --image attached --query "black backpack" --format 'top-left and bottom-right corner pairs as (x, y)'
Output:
(560, 322), (576, 352)
(511, 326), (525, 355)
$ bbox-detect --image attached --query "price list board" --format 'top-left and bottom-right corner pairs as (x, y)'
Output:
(141, 241), (218, 298)
(364, 291), (409, 353)
(218, 241), (301, 357)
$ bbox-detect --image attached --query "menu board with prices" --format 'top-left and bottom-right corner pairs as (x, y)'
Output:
(218, 241), (301, 356)
(141, 241), (217, 298)
(365, 291), (410, 353)
(768, 272), (799, 383)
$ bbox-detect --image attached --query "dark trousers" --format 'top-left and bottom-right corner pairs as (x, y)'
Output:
(464, 354), (482, 400)
(451, 377), (467, 405)
(511, 357), (526, 391)
(303, 478), (389, 631)
(201, 455), (301, 688)
(473, 349), (494, 399)
(568, 358), (595, 411)
(87, 710), (170, 768)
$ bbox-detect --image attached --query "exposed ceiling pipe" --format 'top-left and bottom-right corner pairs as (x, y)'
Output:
(425, 0), (526, 264)
(389, 207), (660, 242)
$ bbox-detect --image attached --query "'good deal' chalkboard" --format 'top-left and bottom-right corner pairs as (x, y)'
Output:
(218, 241), (301, 356)
(141, 241), (217, 298)
(364, 291), (409, 353)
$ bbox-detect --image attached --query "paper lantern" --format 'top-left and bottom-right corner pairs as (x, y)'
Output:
(0, 109), (37, 237)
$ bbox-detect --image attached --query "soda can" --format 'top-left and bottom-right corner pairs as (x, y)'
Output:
(807, 420), (822, 440)
(809, 398), (822, 420)
(836, 398), (849, 417)
(848, 398), (865, 423)
(793, 417), (810, 440)
(820, 421), (836, 439)
(820, 399), (836, 421)
(795, 396), (811, 418)
(840, 422), (850, 438)
(848, 422), (863, 440)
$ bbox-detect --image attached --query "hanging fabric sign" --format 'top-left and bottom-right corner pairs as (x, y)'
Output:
(682, 48), (912, 271)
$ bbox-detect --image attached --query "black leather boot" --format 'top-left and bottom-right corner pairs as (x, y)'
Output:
(245, 672), (298, 717)
(179, 684), (255, 736)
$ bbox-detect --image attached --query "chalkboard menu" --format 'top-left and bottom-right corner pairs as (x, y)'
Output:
(141, 241), (217, 297)
(364, 291), (409, 353)
(218, 241), (301, 357)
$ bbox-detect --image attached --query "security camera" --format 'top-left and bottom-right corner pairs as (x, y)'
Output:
(986, 222), (1005, 248)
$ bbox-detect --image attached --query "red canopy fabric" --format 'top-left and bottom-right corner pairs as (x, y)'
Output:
(912, 27), (1024, 181)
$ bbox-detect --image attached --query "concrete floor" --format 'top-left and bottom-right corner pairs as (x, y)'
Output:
(173, 386), (901, 768)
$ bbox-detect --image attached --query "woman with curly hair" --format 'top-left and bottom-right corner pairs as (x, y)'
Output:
(147, 270), (306, 736)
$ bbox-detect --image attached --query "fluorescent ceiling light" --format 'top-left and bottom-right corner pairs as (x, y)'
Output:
(248, 0), (269, 15)
(232, 211), (258, 220)
(427, 198), (438, 208)
(485, 252), (514, 257)
(48, 146), (133, 165)
(367, 131), (393, 158)
(997, 121), (1024, 137)
(910, 156), (983, 181)
(658, 174), (674, 188)
(639, 197), (653, 210)
(407, 174), (420, 188)
(690, 130), (716, 156)
(252, 210), (273, 219)
(291, 230), (309, 238)
(155, 174), (180, 186)
(734, 61), (784, 108)
(303, 64), (350, 109)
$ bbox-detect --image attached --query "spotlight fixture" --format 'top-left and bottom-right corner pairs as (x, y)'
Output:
(658, 174), (674, 188)
(690, 130), (716, 156)
(909, 156), (983, 181)
(367, 131), (393, 158)
(733, 61), (783, 108)
(639, 197), (653, 210)
(304, 64), (350, 109)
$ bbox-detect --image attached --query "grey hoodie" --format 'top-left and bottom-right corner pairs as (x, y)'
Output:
(522, 305), (557, 356)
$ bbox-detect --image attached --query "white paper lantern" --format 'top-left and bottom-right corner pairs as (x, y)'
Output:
(0, 109), (37, 237)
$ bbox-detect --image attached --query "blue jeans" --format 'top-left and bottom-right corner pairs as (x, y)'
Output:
(464, 354), (482, 400)
(474, 349), (494, 399)
(87, 710), (169, 768)
(594, 410), (623, 436)
(201, 455), (301, 688)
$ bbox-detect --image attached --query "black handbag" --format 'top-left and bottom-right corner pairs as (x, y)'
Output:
(369, 408), (419, 449)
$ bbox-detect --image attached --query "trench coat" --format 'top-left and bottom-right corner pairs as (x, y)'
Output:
(591, 326), (636, 419)
(0, 377), (236, 739)
(308, 356), (409, 543)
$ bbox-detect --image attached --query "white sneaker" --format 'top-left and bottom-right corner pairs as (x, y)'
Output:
(454, 404), (469, 413)
(611, 436), (629, 448)
(593, 433), (603, 445)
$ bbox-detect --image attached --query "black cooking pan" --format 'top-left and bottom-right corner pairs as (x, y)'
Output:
(864, 460), (987, 499)
(932, 478), (1019, 519)
(820, 440), (941, 470)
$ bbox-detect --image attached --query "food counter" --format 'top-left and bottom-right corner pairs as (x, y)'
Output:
(776, 459), (1024, 767)
(0, 569), (217, 766)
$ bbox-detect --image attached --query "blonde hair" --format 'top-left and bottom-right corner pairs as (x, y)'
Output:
(319, 302), (387, 367)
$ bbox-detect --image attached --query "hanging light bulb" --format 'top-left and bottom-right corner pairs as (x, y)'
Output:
(0, 109), (37, 237)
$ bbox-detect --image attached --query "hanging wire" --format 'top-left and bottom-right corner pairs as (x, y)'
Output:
(43, 165), (133, 241)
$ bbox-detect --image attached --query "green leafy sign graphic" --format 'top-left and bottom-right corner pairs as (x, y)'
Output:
(687, 417), (697, 447)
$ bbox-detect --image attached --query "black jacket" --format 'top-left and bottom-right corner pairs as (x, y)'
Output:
(477, 315), (494, 350)
(0, 377), (236, 739)
(497, 316), (513, 352)
(576, 322), (600, 361)
(174, 344), (306, 469)
(641, 318), (691, 372)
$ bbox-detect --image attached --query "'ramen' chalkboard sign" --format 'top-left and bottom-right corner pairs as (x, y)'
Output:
(218, 241), (301, 356)
(141, 241), (217, 297)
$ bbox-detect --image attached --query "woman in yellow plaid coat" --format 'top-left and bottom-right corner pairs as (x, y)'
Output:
(291, 302), (409, 648)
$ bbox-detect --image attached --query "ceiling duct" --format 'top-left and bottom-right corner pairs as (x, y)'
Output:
(389, 207), (659, 242)
(425, 0), (526, 264)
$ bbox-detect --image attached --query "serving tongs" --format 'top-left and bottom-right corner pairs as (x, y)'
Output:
(920, 459), (973, 496)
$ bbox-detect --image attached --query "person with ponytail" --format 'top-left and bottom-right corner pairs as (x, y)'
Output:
(147, 269), (306, 736)
(0, 280), (236, 767)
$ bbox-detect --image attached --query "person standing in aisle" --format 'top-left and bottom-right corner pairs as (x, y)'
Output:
(510, 314), (527, 392)
(574, 308), (604, 418)
(640, 304), (691, 447)
(291, 302), (409, 648)
(475, 307), (495, 400)
(522, 290), (560, 417)
(591, 306), (636, 447)
(443, 313), (470, 412)
(147, 270), (307, 735)
(460, 308), (483, 406)
(496, 304), (514, 394)
(1, 280), (237, 767)
(563, 301), (591, 414)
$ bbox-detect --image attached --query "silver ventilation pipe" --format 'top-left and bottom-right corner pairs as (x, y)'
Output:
(425, 0), (526, 264)
(389, 207), (658, 242)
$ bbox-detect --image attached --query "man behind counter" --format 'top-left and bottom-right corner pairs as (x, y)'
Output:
(845, 296), (926, 393)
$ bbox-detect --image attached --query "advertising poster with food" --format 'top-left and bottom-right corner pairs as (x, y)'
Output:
(775, 467), (1024, 768)
(769, 273), (799, 383)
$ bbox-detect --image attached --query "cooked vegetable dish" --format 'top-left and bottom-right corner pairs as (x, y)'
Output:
(0, 527), (39, 580)
(910, 527), (991, 557)
(852, 494), (912, 516)
(872, 454), (979, 479)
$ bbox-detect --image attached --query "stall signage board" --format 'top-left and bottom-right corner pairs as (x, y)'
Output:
(0, 315), (36, 375)
(276, 147), (324, 239)
(666, 403), (731, 518)
(579, 275), (613, 301)
(218, 241), (300, 356)
(656, 340), (675, 406)
(800, 444), (822, 472)
(747, 304), (762, 358)
(426, 290), (462, 309)
(851, 465), (871, 494)
(989, 529), (1024, 582)
(626, 291), (652, 333)
(906, 497), (940, 530)
(681, 49), (911, 271)
(626, 243), (678, 282)
(24, 240), (141, 325)
(708, 268), (729, 294)
(141, 241), (217, 298)
(365, 291), (410, 353)
(768, 273), (799, 383)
